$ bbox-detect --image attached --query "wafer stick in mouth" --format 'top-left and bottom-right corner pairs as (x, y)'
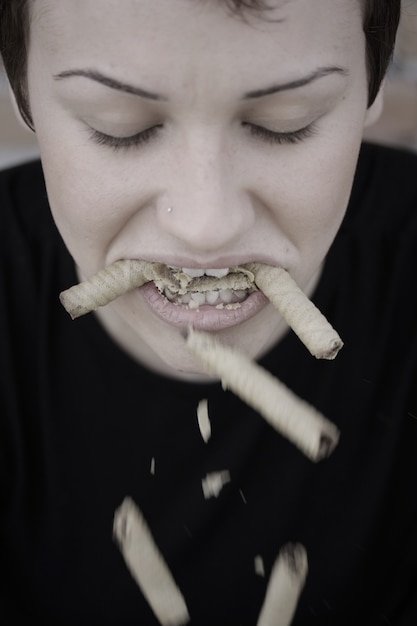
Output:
(248, 263), (343, 360)
(59, 260), (162, 319)
(186, 328), (339, 462)
(113, 497), (190, 626)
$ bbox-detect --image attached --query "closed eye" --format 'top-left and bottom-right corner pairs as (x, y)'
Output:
(243, 121), (317, 145)
(88, 124), (163, 151)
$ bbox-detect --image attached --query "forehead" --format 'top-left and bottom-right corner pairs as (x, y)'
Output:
(28, 0), (365, 83)
(30, 0), (363, 36)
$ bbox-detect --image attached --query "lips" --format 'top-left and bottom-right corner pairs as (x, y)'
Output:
(140, 278), (269, 331)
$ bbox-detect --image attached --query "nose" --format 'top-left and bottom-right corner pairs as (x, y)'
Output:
(157, 134), (255, 254)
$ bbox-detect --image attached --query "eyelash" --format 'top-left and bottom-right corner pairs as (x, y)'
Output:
(88, 120), (317, 151)
(89, 124), (162, 151)
(243, 122), (317, 145)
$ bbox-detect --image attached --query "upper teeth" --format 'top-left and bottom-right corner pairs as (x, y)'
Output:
(168, 266), (230, 278)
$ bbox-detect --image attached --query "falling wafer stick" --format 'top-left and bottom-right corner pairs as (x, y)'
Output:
(197, 398), (211, 443)
(256, 543), (308, 626)
(201, 470), (231, 499)
(248, 263), (343, 360)
(113, 497), (190, 626)
(186, 329), (339, 462)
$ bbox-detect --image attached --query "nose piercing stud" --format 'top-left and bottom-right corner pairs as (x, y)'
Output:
(167, 207), (173, 213)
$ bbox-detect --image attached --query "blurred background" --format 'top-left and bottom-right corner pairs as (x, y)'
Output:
(363, 0), (417, 151)
(0, 70), (39, 169)
(1, 2), (417, 169)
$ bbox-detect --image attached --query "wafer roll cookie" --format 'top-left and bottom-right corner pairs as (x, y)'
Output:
(248, 263), (343, 360)
(59, 259), (156, 319)
(113, 497), (190, 626)
(257, 543), (308, 626)
(186, 329), (339, 462)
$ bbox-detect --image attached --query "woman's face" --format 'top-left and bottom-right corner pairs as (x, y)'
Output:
(26, 0), (380, 379)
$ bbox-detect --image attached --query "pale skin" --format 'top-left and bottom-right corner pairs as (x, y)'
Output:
(24, 0), (383, 380)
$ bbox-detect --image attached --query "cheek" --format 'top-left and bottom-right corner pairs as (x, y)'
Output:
(30, 100), (140, 264)
(256, 134), (362, 251)
(38, 138), (142, 270)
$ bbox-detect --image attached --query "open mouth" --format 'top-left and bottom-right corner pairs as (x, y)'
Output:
(151, 265), (257, 311)
(137, 263), (267, 331)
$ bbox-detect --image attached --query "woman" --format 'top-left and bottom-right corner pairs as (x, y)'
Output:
(1, 1), (415, 625)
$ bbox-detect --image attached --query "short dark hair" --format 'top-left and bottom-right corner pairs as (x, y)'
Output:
(0, 0), (402, 130)
(0, 0), (32, 128)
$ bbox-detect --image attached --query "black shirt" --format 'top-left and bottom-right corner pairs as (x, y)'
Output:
(1, 142), (417, 625)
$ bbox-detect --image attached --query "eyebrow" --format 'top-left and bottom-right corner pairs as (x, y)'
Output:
(53, 69), (168, 101)
(243, 66), (349, 99)
(53, 64), (348, 103)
